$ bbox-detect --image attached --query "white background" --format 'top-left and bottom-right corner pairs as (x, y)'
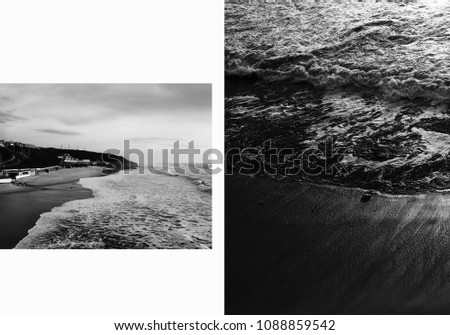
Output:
(0, 0), (449, 334)
(0, 0), (223, 317)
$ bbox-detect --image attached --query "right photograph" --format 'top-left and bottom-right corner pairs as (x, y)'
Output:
(225, 0), (450, 314)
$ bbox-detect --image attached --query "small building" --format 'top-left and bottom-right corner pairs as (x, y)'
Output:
(58, 154), (91, 167)
(58, 153), (79, 164)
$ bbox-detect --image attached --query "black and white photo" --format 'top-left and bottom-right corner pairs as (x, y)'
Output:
(0, 84), (212, 249)
(225, 0), (450, 314)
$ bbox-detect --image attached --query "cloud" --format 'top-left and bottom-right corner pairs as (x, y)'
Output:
(127, 136), (182, 143)
(0, 84), (211, 154)
(0, 110), (27, 123)
(35, 128), (82, 136)
(0, 84), (212, 126)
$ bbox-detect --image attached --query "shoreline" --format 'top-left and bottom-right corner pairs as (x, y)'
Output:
(0, 167), (104, 249)
(226, 174), (450, 314)
(225, 3), (450, 195)
(225, 78), (450, 196)
(226, 171), (450, 197)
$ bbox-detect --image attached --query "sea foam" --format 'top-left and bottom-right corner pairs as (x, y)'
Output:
(226, 2), (450, 103)
(15, 170), (212, 249)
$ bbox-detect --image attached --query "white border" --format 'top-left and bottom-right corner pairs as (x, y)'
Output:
(0, 0), (444, 334)
(0, 0), (224, 317)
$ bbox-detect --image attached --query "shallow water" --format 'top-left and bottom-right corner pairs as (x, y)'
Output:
(225, 2), (450, 193)
(15, 169), (212, 249)
(226, 2), (450, 102)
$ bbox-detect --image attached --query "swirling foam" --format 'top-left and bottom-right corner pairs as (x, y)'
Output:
(15, 170), (212, 249)
(226, 2), (450, 103)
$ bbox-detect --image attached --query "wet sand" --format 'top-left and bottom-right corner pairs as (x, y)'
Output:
(0, 167), (104, 248)
(225, 175), (450, 314)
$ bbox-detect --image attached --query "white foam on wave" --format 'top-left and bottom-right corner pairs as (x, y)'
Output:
(15, 170), (212, 249)
(226, 3), (450, 103)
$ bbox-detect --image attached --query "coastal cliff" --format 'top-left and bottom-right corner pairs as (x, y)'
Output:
(0, 143), (138, 170)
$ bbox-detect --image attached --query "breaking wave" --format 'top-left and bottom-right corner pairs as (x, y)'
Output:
(226, 2), (450, 103)
(148, 165), (212, 193)
(15, 170), (212, 249)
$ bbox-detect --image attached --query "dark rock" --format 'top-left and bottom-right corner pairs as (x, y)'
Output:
(361, 194), (372, 203)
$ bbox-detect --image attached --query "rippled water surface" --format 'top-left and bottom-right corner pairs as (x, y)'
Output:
(16, 170), (212, 249)
(226, 1), (450, 193)
(225, 0), (450, 314)
(226, 2), (450, 101)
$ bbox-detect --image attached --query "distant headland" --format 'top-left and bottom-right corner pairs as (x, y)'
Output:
(0, 139), (139, 171)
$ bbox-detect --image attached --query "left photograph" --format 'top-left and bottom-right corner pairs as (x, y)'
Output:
(0, 84), (212, 249)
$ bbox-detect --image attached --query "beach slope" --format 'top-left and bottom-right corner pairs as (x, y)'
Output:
(226, 175), (450, 314)
(0, 167), (104, 248)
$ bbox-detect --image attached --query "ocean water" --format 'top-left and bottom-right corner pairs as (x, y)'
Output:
(15, 169), (212, 249)
(226, 0), (450, 314)
(226, 1), (450, 102)
(225, 1), (450, 193)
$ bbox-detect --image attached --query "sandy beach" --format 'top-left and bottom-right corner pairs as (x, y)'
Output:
(226, 175), (450, 314)
(0, 167), (104, 248)
(0, 167), (104, 194)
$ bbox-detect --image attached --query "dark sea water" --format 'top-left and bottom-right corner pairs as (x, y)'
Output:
(225, 1), (450, 193)
(226, 1), (446, 6)
(15, 169), (212, 249)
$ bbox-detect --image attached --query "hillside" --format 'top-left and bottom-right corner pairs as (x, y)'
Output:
(0, 142), (138, 170)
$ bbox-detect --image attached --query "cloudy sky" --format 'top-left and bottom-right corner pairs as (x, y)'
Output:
(0, 84), (211, 164)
